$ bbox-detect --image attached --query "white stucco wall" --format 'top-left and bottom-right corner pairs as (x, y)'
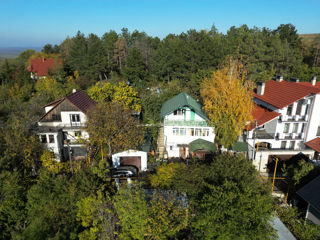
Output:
(305, 94), (320, 141)
(112, 150), (147, 171)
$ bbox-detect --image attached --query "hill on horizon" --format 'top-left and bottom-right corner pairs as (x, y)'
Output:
(0, 46), (42, 60)
(300, 33), (320, 47)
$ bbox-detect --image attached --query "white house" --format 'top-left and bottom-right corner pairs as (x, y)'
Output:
(37, 90), (96, 161)
(160, 92), (215, 159)
(112, 150), (148, 172)
(246, 76), (320, 172)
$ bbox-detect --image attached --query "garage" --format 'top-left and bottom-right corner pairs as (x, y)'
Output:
(112, 150), (148, 172)
(120, 156), (141, 171)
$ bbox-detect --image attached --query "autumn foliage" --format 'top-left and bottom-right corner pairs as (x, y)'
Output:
(201, 57), (254, 148)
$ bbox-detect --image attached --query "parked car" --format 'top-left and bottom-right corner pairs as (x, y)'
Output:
(109, 166), (138, 178)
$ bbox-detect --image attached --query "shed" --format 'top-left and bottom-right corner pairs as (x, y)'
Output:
(112, 150), (147, 172)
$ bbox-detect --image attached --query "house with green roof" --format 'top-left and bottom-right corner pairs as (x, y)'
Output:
(160, 92), (215, 158)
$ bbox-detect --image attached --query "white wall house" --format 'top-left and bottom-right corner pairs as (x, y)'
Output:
(246, 76), (320, 172)
(160, 92), (215, 158)
(37, 90), (96, 161)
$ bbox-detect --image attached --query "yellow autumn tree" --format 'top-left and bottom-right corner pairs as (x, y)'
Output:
(200, 57), (254, 148)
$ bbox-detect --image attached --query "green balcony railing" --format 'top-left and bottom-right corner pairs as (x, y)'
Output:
(164, 119), (208, 127)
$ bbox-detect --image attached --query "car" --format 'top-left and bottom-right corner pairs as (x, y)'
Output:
(109, 166), (138, 178)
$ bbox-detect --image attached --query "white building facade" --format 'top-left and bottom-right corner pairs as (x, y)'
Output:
(37, 90), (96, 161)
(246, 76), (320, 172)
(161, 92), (215, 158)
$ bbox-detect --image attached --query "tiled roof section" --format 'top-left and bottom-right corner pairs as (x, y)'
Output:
(254, 80), (320, 108)
(305, 137), (320, 152)
(44, 98), (64, 107)
(66, 90), (96, 113)
(28, 58), (61, 76)
(160, 92), (208, 120)
(298, 81), (320, 89)
(246, 105), (281, 131)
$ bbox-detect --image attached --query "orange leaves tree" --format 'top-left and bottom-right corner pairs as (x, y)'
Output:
(86, 102), (144, 162)
(201, 58), (254, 148)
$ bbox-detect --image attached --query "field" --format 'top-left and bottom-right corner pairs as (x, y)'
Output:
(300, 33), (320, 47)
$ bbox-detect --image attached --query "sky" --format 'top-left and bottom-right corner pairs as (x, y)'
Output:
(1, 0), (319, 47)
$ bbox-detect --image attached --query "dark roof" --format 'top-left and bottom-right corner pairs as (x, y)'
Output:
(189, 138), (217, 153)
(305, 138), (320, 152)
(27, 57), (62, 76)
(230, 142), (248, 152)
(160, 92), (208, 120)
(254, 80), (320, 109)
(246, 105), (281, 131)
(39, 90), (96, 121)
(297, 176), (320, 213)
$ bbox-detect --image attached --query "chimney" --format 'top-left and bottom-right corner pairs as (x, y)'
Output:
(311, 76), (317, 86)
(72, 89), (77, 93)
(276, 75), (283, 82)
(257, 82), (265, 95)
(290, 77), (299, 83)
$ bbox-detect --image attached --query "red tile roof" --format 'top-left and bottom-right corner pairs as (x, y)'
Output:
(254, 80), (320, 109)
(246, 105), (281, 131)
(305, 138), (320, 152)
(28, 57), (61, 76)
(39, 90), (96, 121)
(298, 81), (320, 89)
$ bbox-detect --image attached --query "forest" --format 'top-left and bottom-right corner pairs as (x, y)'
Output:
(0, 23), (320, 239)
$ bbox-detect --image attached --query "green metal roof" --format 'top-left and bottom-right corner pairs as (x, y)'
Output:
(231, 142), (249, 152)
(189, 139), (217, 153)
(160, 92), (208, 120)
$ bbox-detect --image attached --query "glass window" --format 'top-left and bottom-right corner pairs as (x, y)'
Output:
(174, 109), (185, 116)
(195, 128), (202, 136)
(281, 141), (286, 149)
(317, 126), (320, 136)
(173, 128), (179, 135)
(287, 104), (293, 116)
(296, 100), (303, 115)
(289, 141), (295, 149)
(41, 135), (47, 143)
(74, 131), (81, 137)
(301, 123), (306, 133)
(283, 123), (290, 133)
(179, 128), (186, 136)
(292, 123), (298, 133)
(70, 114), (80, 126)
(189, 128), (194, 136)
(49, 135), (55, 143)
(203, 128), (209, 136)
(52, 114), (61, 121)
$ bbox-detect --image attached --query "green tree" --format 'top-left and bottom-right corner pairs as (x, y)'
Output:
(123, 47), (147, 85)
(172, 154), (275, 239)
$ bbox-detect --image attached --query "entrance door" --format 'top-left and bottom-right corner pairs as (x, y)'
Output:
(180, 147), (186, 159)
(120, 156), (141, 172)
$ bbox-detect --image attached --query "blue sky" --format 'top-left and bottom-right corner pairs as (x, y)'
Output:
(1, 0), (319, 47)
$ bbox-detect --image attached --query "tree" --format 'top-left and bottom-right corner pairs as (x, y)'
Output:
(172, 154), (275, 239)
(86, 102), (144, 160)
(88, 81), (141, 112)
(201, 57), (254, 148)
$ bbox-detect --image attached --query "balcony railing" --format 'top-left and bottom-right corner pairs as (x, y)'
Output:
(164, 119), (208, 127)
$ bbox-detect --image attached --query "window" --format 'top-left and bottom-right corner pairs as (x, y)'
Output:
(41, 135), (47, 143)
(317, 126), (320, 136)
(170, 146), (173, 150)
(289, 141), (295, 149)
(173, 109), (185, 116)
(292, 123), (298, 133)
(296, 100), (303, 115)
(74, 131), (81, 137)
(195, 128), (202, 136)
(70, 114), (80, 126)
(179, 128), (186, 136)
(287, 104), (293, 116)
(301, 123), (306, 133)
(203, 128), (209, 136)
(173, 128), (179, 135)
(281, 141), (286, 149)
(283, 123), (290, 133)
(189, 128), (194, 136)
(49, 135), (55, 143)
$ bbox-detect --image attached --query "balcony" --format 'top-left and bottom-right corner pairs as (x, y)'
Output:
(164, 119), (208, 127)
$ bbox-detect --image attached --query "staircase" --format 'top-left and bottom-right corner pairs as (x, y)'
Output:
(157, 123), (166, 159)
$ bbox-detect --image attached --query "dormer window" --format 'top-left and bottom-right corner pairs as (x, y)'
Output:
(174, 109), (185, 116)
(70, 114), (80, 126)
